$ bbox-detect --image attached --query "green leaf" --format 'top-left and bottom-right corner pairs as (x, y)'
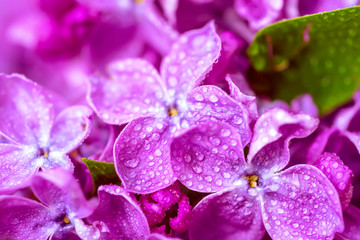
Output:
(81, 158), (121, 193)
(247, 6), (360, 115)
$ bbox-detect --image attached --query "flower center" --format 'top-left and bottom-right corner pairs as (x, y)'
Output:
(38, 148), (49, 159)
(246, 174), (259, 188)
(63, 216), (71, 225)
(167, 105), (179, 117)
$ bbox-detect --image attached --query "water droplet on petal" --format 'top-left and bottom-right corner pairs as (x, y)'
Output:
(124, 159), (139, 168)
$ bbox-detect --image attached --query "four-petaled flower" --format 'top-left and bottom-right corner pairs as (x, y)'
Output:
(88, 22), (254, 193)
(171, 108), (344, 240)
(0, 74), (92, 192)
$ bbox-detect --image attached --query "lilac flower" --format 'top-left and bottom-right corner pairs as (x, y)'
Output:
(171, 109), (344, 239)
(86, 184), (183, 240)
(0, 169), (175, 240)
(0, 74), (92, 192)
(0, 168), (98, 240)
(88, 22), (254, 193)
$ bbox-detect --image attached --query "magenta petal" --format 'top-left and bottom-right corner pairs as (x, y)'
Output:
(160, 21), (221, 95)
(49, 105), (92, 153)
(187, 86), (252, 146)
(114, 117), (175, 193)
(338, 204), (360, 240)
(0, 143), (38, 191)
(31, 168), (93, 218)
(291, 94), (319, 118)
(314, 153), (353, 209)
(0, 196), (56, 240)
(248, 109), (318, 172)
(88, 59), (167, 125)
(147, 233), (182, 240)
(87, 185), (150, 240)
(0, 74), (54, 146)
(262, 164), (344, 240)
(189, 187), (266, 240)
(171, 121), (246, 192)
(226, 75), (258, 123)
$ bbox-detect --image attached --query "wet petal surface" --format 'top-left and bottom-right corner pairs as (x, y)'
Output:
(160, 22), (221, 96)
(314, 152), (353, 209)
(189, 187), (265, 240)
(248, 109), (318, 172)
(49, 105), (92, 153)
(114, 117), (175, 193)
(261, 164), (344, 240)
(31, 168), (93, 219)
(171, 121), (246, 193)
(0, 74), (54, 146)
(0, 196), (56, 240)
(87, 185), (150, 240)
(187, 86), (252, 146)
(88, 59), (167, 125)
(0, 144), (38, 191)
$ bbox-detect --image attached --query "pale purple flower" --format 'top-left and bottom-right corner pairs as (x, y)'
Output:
(171, 109), (344, 239)
(0, 74), (92, 192)
(0, 168), (98, 240)
(0, 169), (174, 240)
(88, 22), (254, 194)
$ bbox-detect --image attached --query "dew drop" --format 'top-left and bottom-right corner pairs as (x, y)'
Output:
(209, 94), (218, 103)
(124, 159), (139, 168)
(184, 154), (192, 163)
(220, 129), (231, 137)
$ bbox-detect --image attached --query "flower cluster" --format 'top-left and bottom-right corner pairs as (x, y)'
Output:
(0, 0), (359, 240)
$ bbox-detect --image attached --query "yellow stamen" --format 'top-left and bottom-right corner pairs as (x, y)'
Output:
(135, 0), (145, 4)
(43, 150), (49, 159)
(167, 106), (178, 117)
(246, 175), (259, 188)
(63, 216), (70, 224)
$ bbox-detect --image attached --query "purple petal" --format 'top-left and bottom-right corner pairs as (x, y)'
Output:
(138, 1), (178, 55)
(0, 196), (56, 240)
(235, 0), (283, 30)
(51, 229), (82, 240)
(171, 121), (246, 192)
(337, 204), (360, 240)
(248, 109), (318, 172)
(31, 168), (93, 218)
(114, 117), (175, 193)
(43, 152), (74, 171)
(333, 101), (360, 132)
(226, 75), (258, 122)
(291, 94), (319, 118)
(0, 74), (54, 146)
(160, 21), (221, 96)
(49, 105), (92, 153)
(87, 185), (150, 240)
(0, 143), (38, 192)
(314, 153), (353, 209)
(148, 233), (182, 240)
(88, 59), (167, 125)
(262, 164), (344, 240)
(189, 187), (266, 240)
(187, 85), (252, 146)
